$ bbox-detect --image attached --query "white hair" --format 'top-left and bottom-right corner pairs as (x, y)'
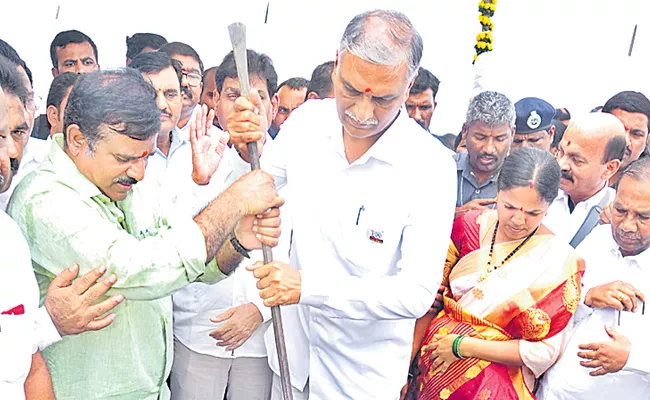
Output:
(338, 10), (423, 80)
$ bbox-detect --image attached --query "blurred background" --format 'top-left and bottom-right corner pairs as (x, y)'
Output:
(1, 0), (647, 135)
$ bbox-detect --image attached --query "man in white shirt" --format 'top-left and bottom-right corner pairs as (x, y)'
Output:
(131, 51), (227, 216)
(155, 43), (209, 213)
(537, 157), (650, 399)
(0, 115), (48, 211)
(170, 49), (280, 399)
(228, 10), (456, 400)
(544, 113), (626, 244)
(170, 49), (281, 400)
(159, 42), (204, 132)
(0, 47), (49, 211)
(0, 55), (123, 400)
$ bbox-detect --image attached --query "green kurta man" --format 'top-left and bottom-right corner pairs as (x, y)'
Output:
(8, 69), (283, 400)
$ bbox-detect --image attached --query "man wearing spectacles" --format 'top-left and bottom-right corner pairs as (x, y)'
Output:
(159, 42), (204, 133)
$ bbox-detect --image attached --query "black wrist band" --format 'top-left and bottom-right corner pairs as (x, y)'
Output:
(230, 231), (250, 259)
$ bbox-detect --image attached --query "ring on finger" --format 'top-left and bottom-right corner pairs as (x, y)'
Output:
(617, 293), (625, 302)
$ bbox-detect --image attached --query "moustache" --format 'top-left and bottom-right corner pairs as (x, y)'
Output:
(10, 158), (19, 175)
(181, 86), (193, 100)
(561, 170), (574, 182)
(415, 119), (426, 129)
(477, 152), (497, 161)
(345, 110), (378, 126)
(616, 229), (640, 241)
(113, 176), (138, 186)
(625, 146), (632, 157)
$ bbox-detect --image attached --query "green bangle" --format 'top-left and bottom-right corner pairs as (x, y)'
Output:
(452, 335), (467, 359)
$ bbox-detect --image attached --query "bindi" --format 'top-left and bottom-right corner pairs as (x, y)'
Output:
(141, 151), (149, 158)
(566, 140), (571, 147)
(364, 88), (372, 93)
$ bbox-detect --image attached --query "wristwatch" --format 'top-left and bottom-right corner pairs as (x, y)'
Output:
(230, 231), (250, 259)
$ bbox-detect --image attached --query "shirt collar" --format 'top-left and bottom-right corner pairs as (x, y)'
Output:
(47, 133), (112, 201)
(174, 104), (202, 143)
(359, 108), (410, 166)
(557, 184), (615, 208)
(22, 138), (45, 164)
(326, 104), (410, 167)
(454, 152), (498, 183)
(609, 239), (650, 268)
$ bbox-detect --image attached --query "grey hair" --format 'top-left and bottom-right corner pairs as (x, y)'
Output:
(339, 10), (423, 80)
(497, 147), (561, 205)
(466, 91), (516, 130)
(620, 157), (650, 184)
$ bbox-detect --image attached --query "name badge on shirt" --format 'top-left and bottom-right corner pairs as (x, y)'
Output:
(367, 228), (384, 244)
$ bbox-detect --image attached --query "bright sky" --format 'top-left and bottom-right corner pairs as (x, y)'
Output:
(1, 0), (647, 134)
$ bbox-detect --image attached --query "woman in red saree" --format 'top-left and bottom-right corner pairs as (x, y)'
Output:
(407, 147), (585, 400)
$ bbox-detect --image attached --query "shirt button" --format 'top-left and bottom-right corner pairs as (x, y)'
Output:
(117, 217), (124, 223)
(475, 189), (481, 194)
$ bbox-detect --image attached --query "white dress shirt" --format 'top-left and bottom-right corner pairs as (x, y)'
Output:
(543, 185), (616, 243)
(537, 224), (650, 400)
(146, 105), (225, 216)
(173, 147), (292, 359)
(235, 99), (456, 399)
(0, 211), (61, 400)
(0, 137), (49, 211)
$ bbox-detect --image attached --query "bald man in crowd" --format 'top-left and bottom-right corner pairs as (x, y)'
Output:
(544, 113), (626, 246)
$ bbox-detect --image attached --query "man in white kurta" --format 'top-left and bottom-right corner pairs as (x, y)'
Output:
(537, 159), (650, 399)
(543, 113), (626, 245)
(228, 11), (456, 396)
(249, 97), (455, 399)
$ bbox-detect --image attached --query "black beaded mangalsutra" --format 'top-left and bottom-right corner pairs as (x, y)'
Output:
(479, 221), (539, 282)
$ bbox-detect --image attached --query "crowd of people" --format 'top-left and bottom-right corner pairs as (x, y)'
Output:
(1, 8), (650, 400)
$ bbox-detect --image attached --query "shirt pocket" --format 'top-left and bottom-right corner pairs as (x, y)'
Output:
(0, 314), (34, 384)
(340, 208), (405, 276)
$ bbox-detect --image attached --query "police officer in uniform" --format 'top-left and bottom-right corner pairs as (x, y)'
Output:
(512, 97), (556, 152)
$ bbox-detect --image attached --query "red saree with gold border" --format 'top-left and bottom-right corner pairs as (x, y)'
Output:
(414, 210), (584, 400)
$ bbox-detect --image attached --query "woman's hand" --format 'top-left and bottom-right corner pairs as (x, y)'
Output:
(422, 333), (461, 375)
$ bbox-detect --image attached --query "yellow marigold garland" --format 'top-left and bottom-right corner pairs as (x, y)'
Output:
(474, 0), (496, 64)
